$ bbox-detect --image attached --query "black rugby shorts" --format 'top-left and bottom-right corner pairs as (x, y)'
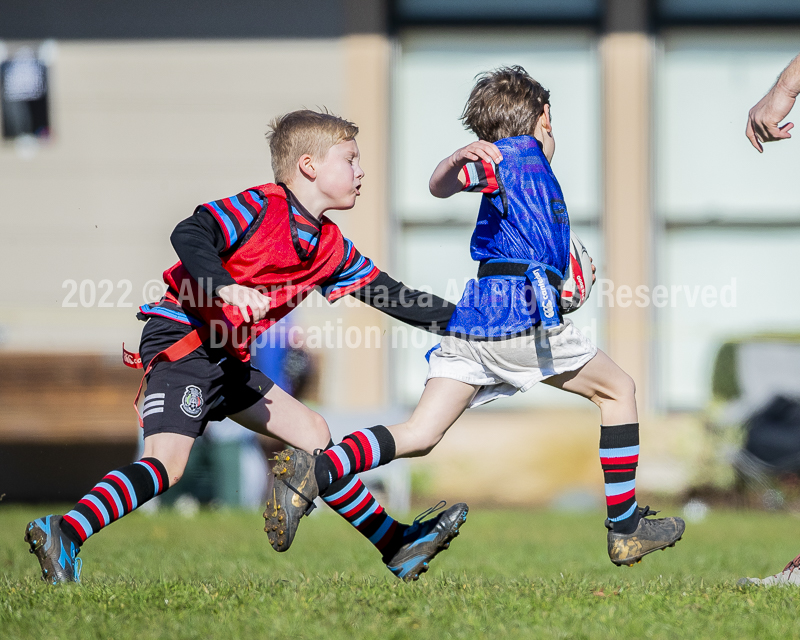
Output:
(138, 316), (274, 439)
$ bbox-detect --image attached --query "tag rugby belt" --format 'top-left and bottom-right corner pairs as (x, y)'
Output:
(477, 260), (562, 289)
(477, 259), (563, 330)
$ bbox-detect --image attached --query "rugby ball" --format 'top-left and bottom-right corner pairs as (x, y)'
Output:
(560, 230), (592, 313)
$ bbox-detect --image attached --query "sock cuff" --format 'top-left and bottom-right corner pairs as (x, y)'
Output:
(599, 423), (639, 449)
(139, 457), (170, 493)
(367, 425), (396, 464)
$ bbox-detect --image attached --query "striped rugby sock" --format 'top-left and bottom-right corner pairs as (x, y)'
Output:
(60, 458), (169, 545)
(314, 426), (396, 495)
(600, 423), (640, 534)
(322, 476), (405, 560)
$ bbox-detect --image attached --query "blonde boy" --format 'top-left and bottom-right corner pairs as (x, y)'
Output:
(25, 110), (467, 585)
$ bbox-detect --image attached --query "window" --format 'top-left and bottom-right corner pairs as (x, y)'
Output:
(1, 46), (50, 140)
(395, 0), (600, 22)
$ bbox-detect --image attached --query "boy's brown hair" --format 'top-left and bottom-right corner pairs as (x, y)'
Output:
(266, 109), (359, 184)
(461, 65), (550, 142)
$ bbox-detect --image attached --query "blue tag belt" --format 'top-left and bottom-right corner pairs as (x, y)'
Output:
(477, 259), (563, 330)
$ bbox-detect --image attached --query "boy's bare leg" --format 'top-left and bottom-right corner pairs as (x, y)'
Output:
(142, 432), (195, 486)
(541, 348), (637, 423)
(387, 377), (480, 458)
(544, 348), (684, 565)
(228, 382), (331, 453)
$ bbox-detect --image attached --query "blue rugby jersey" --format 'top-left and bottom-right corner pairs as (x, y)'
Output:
(446, 135), (571, 338)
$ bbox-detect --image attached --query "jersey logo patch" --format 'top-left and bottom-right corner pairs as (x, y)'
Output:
(180, 385), (204, 418)
(550, 199), (568, 224)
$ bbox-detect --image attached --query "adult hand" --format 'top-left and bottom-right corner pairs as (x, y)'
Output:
(217, 284), (271, 323)
(746, 82), (797, 153)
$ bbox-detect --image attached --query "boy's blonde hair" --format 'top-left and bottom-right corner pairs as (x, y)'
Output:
(266, 109), (359, 184)
(461, 66), (550, 143)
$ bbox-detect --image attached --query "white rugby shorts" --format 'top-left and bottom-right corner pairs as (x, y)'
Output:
(426, 318), (597, 407)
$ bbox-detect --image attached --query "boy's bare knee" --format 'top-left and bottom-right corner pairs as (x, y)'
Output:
(310, 412), (331, 446)
(406, 423), (443, 457)
(153, 458), (186, 488)
(616, 372), (636, 401)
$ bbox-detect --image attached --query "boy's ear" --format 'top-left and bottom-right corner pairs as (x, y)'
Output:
(540, 104), (552, 133)
(298, 153), (316, 180)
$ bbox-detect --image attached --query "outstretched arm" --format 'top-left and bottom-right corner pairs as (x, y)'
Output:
(351, 271), (455, 334)
(429, 141), (503, 198)
(746, 53), (800, 152)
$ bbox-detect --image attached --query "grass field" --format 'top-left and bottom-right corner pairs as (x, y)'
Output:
(2, 505), (800, 639)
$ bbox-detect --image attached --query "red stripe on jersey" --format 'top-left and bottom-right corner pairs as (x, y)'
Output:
(482, 160), (498, 193)
(63, 514), (89, 542)
(326, 266), (380, 302)
(207, 208), (232, 248)
(606, 488), (636, 506)
(223, 197), (249, 231)
(241, 190), (262, 213)
(601, 455), (639, 466)
(460, 165), (472, 189)
(95, 486), (120, 519)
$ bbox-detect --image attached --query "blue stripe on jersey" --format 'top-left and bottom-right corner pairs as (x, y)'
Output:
(205, 201), (238, 247)
(246, 189), (265, 207)
(139, 304), (204, 327)
(465, 162), (479, 188)
(296, 228), (318, 245)
(228, 195), (255, 226)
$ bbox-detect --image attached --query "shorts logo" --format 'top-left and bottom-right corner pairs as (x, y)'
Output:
(180, 385), (204, 418)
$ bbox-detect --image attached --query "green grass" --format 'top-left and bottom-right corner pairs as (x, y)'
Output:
(2, 505), (800, 639)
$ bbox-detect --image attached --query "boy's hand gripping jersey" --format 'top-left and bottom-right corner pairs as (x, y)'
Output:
(160, 183), (377, 361)
(447, 135), (571, 338)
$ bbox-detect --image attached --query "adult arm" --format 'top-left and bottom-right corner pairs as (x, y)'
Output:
(746, 54), (800, 153)
(429, 141), (504, 198)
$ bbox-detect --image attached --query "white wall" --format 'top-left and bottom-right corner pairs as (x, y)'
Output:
(655, 30), (800, 409)
(0, 40), (345, 353)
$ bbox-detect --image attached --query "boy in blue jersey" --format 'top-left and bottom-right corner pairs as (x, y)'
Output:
(271, 68), (685, 567)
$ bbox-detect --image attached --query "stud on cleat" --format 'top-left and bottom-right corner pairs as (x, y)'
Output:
(262, 449), (319, 552)
(24, 515), (82, 584)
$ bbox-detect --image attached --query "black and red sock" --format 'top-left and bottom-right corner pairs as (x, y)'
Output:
(600, 423), (639, 534)
(314, 426), (396, 495)
(322, 476), (406, 560)
(60, 457), (169, 545)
